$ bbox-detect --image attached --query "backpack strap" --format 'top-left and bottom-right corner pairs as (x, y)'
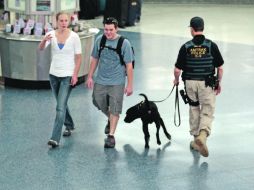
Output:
(98, 35), (129, 67)
(118, 36), (135, 68)
(116, 36), (125, 65)
(98, 35), (107, 58)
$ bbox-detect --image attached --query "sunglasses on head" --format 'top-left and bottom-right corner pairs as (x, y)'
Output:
(103, 17), (118, 26)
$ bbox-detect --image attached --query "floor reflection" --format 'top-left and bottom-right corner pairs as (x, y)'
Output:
(123, 142), (171, 189)
(189, 148), (209, 190)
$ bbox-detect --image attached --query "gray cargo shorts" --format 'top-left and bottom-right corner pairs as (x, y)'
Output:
(92, 83), (125, 115)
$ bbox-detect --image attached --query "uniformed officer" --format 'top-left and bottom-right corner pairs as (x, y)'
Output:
(173, 16), (224, 157)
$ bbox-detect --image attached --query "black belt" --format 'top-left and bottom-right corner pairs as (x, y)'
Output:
(184, 79), (205, 81)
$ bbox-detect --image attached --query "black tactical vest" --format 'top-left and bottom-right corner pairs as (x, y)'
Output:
(183, 39), (214, 80)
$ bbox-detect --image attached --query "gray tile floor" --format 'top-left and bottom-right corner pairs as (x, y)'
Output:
(1, 3), (254, 190)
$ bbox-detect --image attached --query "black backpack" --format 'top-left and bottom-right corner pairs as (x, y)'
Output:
(98, 35), (135, 68)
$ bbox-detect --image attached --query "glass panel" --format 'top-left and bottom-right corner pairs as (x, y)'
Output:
(6, 0), (26, 12)
(29, 0), (55, 15)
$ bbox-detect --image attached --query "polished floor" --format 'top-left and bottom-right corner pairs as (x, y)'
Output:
(1, 3), (254, 190)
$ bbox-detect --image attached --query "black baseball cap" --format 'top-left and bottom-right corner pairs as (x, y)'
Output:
(189, 16), (204, 31)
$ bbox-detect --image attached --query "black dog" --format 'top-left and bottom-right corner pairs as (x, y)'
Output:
(124, 94), (171, 148)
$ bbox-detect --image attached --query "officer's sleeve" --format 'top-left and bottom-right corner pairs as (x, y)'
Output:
(211, 42), (224, 67)
(175, 45), (186, 70)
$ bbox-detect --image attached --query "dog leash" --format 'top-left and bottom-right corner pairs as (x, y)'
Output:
(174, 85), (181, 127)
(152, 85), (181, 127)
(152, 85), (176, 103)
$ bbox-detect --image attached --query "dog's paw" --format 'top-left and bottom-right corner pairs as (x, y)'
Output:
(145, 144), (150, 149)
(157, 141), (161, 145)
(166, 134), (171, 140)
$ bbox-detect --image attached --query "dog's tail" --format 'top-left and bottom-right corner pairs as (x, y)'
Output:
(139, 93), (149, 102)
(139, 93), (151, 113)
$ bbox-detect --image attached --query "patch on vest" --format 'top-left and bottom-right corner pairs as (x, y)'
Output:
(189, 46), (208, 58)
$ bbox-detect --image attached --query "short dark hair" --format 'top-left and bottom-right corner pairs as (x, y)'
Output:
(103, 17), (118, 28)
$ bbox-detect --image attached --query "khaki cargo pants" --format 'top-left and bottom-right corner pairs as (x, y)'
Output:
(185, 80), (216, 136)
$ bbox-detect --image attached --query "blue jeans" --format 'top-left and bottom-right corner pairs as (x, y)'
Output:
(49, 74), (74, 143)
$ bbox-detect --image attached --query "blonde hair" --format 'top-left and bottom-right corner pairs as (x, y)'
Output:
(56, 12), (70, 21)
